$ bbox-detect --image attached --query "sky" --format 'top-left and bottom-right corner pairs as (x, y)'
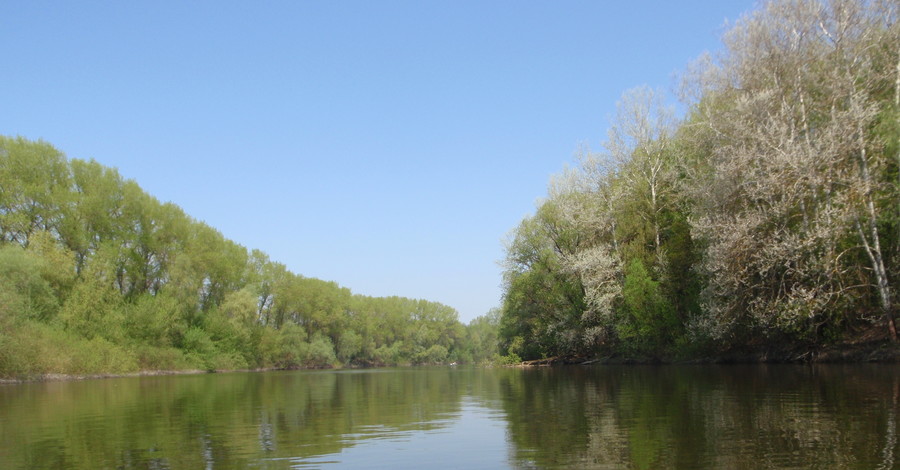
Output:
(1, 1), (757, 323)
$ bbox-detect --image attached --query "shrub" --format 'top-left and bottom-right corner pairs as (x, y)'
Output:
(303, 333), (338, 368)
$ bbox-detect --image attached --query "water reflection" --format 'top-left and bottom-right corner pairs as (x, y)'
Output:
(499, 365), (900, 469)
(0, 365), (897, 469)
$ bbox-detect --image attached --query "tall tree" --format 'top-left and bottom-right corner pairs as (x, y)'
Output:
(0, 137), (71, 245)
(605, 86), (678, 253)
(687, 0), (899, 340)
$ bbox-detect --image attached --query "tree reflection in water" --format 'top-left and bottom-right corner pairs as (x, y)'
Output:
(0, 365), (897, 469)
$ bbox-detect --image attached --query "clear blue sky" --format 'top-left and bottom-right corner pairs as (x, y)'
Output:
(1, 1), (755, 323)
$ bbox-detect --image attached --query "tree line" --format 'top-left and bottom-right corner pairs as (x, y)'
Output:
(499, 0), (899, 361)
(0, 136), (501, 378)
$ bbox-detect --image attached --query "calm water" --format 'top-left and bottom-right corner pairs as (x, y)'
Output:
(1, 365), (897, 469)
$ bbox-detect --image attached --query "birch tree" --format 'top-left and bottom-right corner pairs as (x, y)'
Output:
(605, 86), (678, 254)
(688, 0), (899, 340)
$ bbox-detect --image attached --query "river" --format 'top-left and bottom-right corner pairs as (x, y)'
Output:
(1, 364), (897, 469)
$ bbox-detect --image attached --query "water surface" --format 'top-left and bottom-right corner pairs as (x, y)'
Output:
(1, 365), (897, 469)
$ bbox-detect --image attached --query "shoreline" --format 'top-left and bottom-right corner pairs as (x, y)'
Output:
(517, 336), (900, 367)
(4, 345), (898, 383)
(4, 334), (898, 382)
(0, 368), (275, 385)
(516, 322), (900, 367)
(0, 363), (378, 384)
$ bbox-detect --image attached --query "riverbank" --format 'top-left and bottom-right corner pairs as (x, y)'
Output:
(4, 328), (898, 382)
(708, 322), (900, 364)
(0, 363), (403, 384)
(519, 325), (900, 366)
(0, 368), (272, 385)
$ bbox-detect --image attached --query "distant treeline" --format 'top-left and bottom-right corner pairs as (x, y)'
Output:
(499, 0), (899, 361)
(0, 136), (500, 378)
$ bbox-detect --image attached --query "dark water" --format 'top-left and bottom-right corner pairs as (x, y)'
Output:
(1, 365), (897, 469)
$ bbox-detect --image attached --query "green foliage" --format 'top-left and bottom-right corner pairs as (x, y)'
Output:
(181, 326), (217, 369)
(493, 353), (522, 366)
(58, 276), (125, 341)
(275, 322), (308, 368)
(497, 0), (900, 359)
(0, 136), (480, 378)
(0, 320), (137, 378)
(205, 288), (260, 365)
(269, 328), (340, 369)
(25, 230), (77, 296)
(499, 204), (588, 360)
(617, 259), (676, 355)
(415, 344), (449, 364)
(373, 341), (407, 366)
(0, 244), (58, 322)
(304, 333), (338, 368)
(337, 330), (363, 363)
(124, 292), (185, 347)
(129, 344), (192, 371)
(464, 309), (502, 364)
(0, 136), (70, 245)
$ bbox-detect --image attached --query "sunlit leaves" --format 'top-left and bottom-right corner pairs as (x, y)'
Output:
(499, 0), (900, 358)
(0, 135), (475, 376)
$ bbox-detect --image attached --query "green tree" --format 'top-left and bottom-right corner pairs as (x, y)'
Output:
(64, 158), (127, 275)
(0, 135), (472, 376)
(0, 244), (58, 322)
(337, 329), (363, 364)
(58, 275), (124, 341)
(464, 309), (501, 363)
(618, 258), (676, 354)
(0, 136), (71, 245)
(686, 0), (899, 341)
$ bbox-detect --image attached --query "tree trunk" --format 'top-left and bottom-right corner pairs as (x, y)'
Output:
(854, 108), (897, 341)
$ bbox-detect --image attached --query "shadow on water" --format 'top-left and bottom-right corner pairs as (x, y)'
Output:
(0, 364), (897, 469)
(498, 364), (900, 469)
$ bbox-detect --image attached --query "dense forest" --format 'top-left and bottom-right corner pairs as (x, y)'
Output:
(498, 0), (899, 361)
(0, 135), (502, 378)
(3, 0), (898, 376)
